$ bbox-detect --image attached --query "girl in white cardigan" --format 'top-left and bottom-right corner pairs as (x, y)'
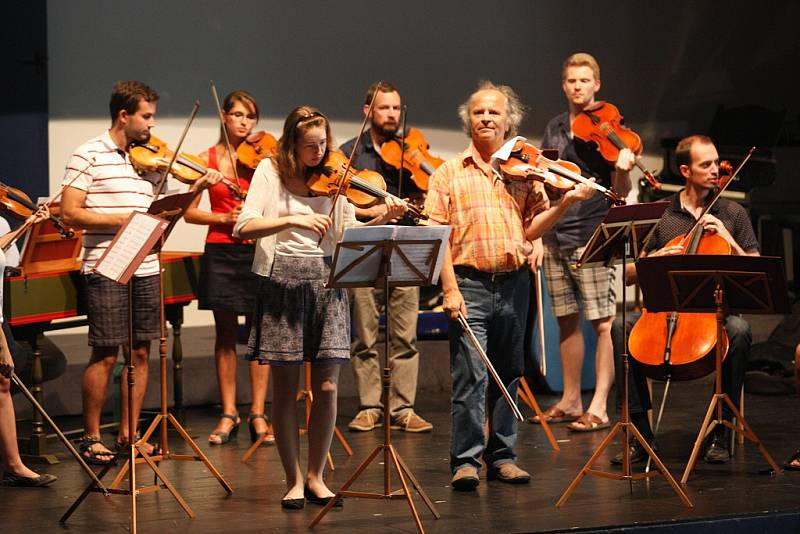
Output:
(234, 106), (405, 509)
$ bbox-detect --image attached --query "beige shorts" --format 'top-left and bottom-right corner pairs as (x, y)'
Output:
(542, 244), (616, 320)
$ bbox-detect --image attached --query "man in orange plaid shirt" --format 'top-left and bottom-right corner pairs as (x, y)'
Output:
(425, 81), (594, 491)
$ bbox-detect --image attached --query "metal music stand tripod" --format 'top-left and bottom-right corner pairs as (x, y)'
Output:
(309, 225), (449, 534)
(556, 201), (692, 508)
(635, 254), (789, 483)
(107, 192), (233, 499)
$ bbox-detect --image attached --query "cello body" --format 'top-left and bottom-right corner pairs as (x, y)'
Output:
(629, 231), (731, 381)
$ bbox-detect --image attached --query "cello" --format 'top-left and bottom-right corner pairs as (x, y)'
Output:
(628, 149), (754, 380)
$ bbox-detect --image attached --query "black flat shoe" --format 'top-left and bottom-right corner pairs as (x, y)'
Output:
(304, 485), (343, 507)
(280, 496), (305, 510)
(1, 472), (57, 487)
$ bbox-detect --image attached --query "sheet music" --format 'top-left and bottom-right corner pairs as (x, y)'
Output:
(94, 212), (167, 283)
(332, 225), (451, 285)
(392, 225), (451, 283)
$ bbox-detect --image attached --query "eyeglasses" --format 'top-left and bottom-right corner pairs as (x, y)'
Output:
(227, 111), (258, 121)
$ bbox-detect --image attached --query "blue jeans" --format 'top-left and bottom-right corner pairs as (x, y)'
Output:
(449, 266), (529, 473)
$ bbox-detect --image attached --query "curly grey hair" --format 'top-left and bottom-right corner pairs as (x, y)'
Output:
(457, 80), (525, 139)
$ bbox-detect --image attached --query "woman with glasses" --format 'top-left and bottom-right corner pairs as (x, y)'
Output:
(233, 106), (406, 509)
(185, 90), (273, 446)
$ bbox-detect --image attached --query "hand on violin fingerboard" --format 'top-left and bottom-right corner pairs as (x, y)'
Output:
(615, 148), (636, 172)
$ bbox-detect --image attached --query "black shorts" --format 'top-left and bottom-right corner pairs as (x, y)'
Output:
(85, 273), (161, 347)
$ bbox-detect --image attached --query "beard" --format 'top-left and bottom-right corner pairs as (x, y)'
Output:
(372, 120), (399, 139)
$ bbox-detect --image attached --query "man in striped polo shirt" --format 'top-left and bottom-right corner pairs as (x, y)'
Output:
(61, 80), (222, 465)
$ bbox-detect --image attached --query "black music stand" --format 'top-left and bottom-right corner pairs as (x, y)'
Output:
(309, 224), (449, 534)
(556, 202), (693, 508)
(636, 254), (789, 483)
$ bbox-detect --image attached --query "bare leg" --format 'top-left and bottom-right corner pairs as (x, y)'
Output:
(271, 364), (303, 499)
(209, 310), (240, 443)
(0, 377), (38, 477)
(553, 313), (584, 415)
(306, 362), (340, 498)
(246, 315), (271, 435)
(81, 346), (118, 461)
(584, 316), (614, 423)
(118, 341), (151, 443)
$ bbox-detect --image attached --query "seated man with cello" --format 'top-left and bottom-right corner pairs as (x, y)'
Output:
(341, 81), (434, 434)
(60, 80), (222, 465)
(612, 134), (758, 465)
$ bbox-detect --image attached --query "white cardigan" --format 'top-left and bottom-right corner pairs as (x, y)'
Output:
(232, 158), (357, 276)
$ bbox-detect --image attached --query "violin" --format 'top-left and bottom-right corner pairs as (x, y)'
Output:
(628, 149), (755, 380)
(236, 131), (278, 170)
(0, 182), (74, 239)
(571, 101), (661, 190)
(500, 140), (626, 205)
(718, 160), (734, 189)
(379, 128), (443, 192)
(129, 135), (245, 199)
(306, 151), (427, 220)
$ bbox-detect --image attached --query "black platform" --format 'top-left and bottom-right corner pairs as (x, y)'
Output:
(3, 341), (800, 533)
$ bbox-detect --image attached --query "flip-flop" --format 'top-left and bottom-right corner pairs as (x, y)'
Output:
(567, 412), (611, 432)
(783, 449), (800, 471)
(529, 406), (581, 425)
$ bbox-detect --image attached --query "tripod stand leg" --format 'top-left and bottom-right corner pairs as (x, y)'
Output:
(166, 412), (234, 493)
(627, 424), (692, 507)
(309, 444), (384, 529)
(60, 463), (115, 523)
(388, 445), (424, 534)
(646, 378), (671, 473)
(395, 450), (441, 518)
(681, 393), (721, 484)
(333, 426), (353, 456)
(518, 377), (559, 451)
(137, 447), (195, 518)
(719, 394), (781, 474)
(556, 422), (622, 506)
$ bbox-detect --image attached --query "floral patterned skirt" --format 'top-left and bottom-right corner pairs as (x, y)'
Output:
(247, 255), (350, 366)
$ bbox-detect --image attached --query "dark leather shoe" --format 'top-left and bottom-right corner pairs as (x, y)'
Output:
(703, 430), (730, 464)
(611, 440), (656, 465)
(304, 485), (343, 507)
(487, 463), (531, 484)
(451, 466), (479, 491)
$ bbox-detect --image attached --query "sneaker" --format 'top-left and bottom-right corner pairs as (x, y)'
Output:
(391, 412), (433, 433)
(702, 429), (730, 464)
(486, 463), (531, 484)
(348, 410), (380, 432)
(451, 466), (479, 491)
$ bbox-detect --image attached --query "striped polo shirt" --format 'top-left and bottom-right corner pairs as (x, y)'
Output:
(62, 131), (160, 276)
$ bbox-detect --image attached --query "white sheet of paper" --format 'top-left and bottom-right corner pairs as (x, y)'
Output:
(94, 212), (164, 282)
(333, 225), (451, 285)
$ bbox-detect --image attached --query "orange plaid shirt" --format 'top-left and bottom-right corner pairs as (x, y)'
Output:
(424, 143), (548, 273)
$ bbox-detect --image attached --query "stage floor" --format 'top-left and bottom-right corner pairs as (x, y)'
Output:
(4, 352), (800, 533)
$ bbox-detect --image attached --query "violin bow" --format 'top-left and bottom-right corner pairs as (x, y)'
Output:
(456, 312), (524, 421)
(152, 100), (200, 199)
(397, 104), (408, 199)
(210, 81), (246, 202)
(679, 146), (755, 248)
(323, 88), (379, 224)
(1, 157), (95, 252)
